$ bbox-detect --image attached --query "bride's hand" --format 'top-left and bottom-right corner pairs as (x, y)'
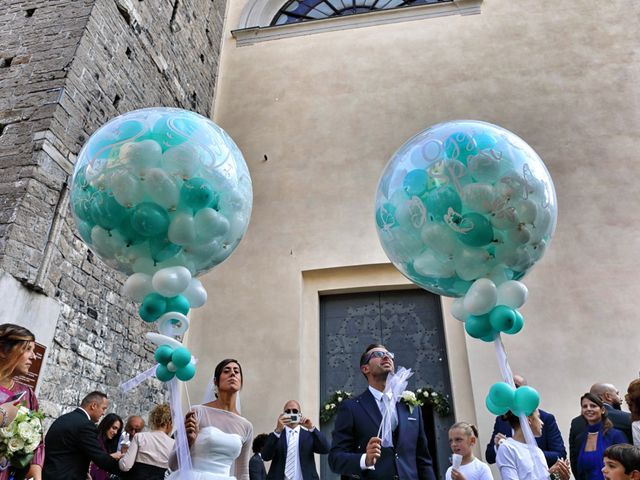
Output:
(185, 411), (199, 446)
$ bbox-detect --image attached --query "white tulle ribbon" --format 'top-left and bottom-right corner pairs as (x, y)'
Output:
(378, 367), (413, 447)
(169, 378), (195, 480)
(120, 365), (158, 393)
(494, 337), (548, 480)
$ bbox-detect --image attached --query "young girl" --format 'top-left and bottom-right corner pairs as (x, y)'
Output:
(446, 422), (493, 480)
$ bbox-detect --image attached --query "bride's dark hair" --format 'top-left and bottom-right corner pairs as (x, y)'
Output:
(213, 358), (243, 394)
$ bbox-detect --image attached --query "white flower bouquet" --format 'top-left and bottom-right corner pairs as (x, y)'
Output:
(0, 406), (43, 470)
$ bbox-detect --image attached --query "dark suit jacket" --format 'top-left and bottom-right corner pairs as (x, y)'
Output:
(43, 408), (120, 480)
(569, 405), (632, 475)
(484, 408), (566, 466)
(249, 452), (267, 480)
(328, 389), (436, 480)
(262, 426), (330, 480)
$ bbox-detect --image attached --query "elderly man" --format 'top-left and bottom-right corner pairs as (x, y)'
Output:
(329, 343), (436, 480)
(485, 374), (566, 467)
(262, 399), (330, 480)
(118, 414), (146, 452)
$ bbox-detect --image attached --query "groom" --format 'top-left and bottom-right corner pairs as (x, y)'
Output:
(328, 344), (436, 480)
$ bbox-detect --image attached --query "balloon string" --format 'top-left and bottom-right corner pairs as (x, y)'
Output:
(493, 335), (547, 480)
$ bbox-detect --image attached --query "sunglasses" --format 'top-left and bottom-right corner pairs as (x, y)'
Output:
(284, 409), (299, 414)
(361, 350), (395, 365)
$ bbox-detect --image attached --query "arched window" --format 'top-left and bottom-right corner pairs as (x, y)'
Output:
(272, 0), (451, 26)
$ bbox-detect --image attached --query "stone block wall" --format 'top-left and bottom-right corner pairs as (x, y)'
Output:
(0, 0), (227, 420)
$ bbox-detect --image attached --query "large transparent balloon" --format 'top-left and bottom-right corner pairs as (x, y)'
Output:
(375, 120), (557, 297)
(69, 108), (253, 277)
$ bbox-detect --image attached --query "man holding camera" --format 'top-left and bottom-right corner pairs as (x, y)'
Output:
(261, 400), (330, 480)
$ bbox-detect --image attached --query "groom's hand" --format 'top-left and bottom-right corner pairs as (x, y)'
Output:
(365, 437), (382, 466)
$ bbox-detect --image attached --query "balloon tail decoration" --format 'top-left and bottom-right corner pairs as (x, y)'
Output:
(375, 120), (557, 480)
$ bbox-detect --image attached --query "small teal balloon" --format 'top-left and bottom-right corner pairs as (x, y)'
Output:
(154, 345), (174, 365)
(77, 220), (94, 244)
(176, 362), (196, 381)
(504, 310), (524, 335)
(181, 177), (215, 210)
(171, 347), (192, 368)
(375, 203), (397, 230)
(130, 202), (170, 237)
(71, 187), (96, 224)
(150, 237), (182, 263)
(486, 396), (510, 416)
(139, 293), (168, 322)
(513, 386), (540, 416)
(489, 305), (518, 332)
(166, 295), (190, 315)
(464, 314), (493, 339)
(118, 212), (146, 246)
(473, 132), (497, 150)
(403, 169), (429, 197)
(90, 192), (127, 230)
(480, 331), (498, 342)
(425, 186), (461, 221)
(156, 364), (175, 382)
(445, 131), (477, 164)
(489, 382), (516, 408)
(457, 212), (494, 247)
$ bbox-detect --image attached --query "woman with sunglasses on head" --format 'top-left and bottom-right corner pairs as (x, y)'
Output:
(0, 323), (43, 480)
(169, 359), (253, 480)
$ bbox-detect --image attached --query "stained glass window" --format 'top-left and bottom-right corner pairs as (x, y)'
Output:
(272, 0), (452, 26)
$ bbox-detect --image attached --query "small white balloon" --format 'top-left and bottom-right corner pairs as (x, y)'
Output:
(120, 140), (162, 176)
(450, 298), (470, 322)
(515, 199), (538, 224)
(122, 273), (153, 301)
(152, 266), (192, 297)
(182, 278), (207, 308)
(462, 183), (495, 214)
(145, 168), (180, 210)
(111, 170), (144, 207)
(168, 212), (197, 246)
(413, 251), (455, 278)
(194, 208), (230, 240)
(496, 280), (528, 308)
(163, 144), (203, 179)
(463, 278), (497, 315)
(420, 223), (458, 256)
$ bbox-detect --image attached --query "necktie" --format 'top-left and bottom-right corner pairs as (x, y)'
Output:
(284, 429), (298, 480)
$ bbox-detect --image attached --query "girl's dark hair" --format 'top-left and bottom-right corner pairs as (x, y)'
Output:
(0, 324), (35, 380)
(580, 392), (613, 434)
(97, 413), (124, 453)
(214, 358), (243, 392)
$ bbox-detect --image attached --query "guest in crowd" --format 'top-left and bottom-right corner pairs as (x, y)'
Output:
(118, 415), (146, 452)
(570, 393), (628, 480)
(485, 374), (566, 467)
(262, 399), (330, 480)
(172, 358), (253, 479)
(625, 379), (640, 447)
(90, 413), (124, 480)
(571, 383), (633, 467)
(446, 422), (492, 480)
(0, 323), (44, 480)
(118, 403), (174, 479)
(249, 433), (268, 480)
(43, 391), (122, 480)
(496, 410), (570, 480)
(602, 444), (640, 480)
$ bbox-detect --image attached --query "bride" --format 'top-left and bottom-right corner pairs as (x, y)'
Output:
(169, 359), (253, 480)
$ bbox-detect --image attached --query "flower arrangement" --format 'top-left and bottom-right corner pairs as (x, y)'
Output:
(0, 406), (44, 470)
(400, 390), (423, 413)
(416, 386), (451, 417)
(320, 390), (353, 423)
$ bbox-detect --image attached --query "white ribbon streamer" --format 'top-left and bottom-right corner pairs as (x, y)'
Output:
(169, 378), (195, 480)
(493, 336), (548, 480)
(377, 367), (413, 447)
(119, 365), (158, 393)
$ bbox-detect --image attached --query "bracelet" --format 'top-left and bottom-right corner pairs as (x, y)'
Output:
(0, 406), (7, 428)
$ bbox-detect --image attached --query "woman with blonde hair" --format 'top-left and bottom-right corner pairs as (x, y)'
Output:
(625, 379), (640, 447)
(0, 323), (43, 480)
(118, 403), (174, 479)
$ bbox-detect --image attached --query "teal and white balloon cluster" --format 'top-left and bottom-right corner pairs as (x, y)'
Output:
(486, 382), (540, 416)
(70, 107), (252, 277)
(375, 120), (557, 298)
(70, 108), (253, 383)
(450, 279), (528, 342)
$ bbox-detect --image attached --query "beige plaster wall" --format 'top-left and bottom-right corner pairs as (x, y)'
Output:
(187, 0), (640, 471)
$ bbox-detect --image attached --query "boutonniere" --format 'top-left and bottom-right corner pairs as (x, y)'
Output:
(400, 390), (423, 414)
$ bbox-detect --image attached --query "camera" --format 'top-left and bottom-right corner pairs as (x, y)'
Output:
(289, 413), (300, 423)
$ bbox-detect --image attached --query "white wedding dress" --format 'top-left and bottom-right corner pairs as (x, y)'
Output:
(168, 405), (253, 480)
